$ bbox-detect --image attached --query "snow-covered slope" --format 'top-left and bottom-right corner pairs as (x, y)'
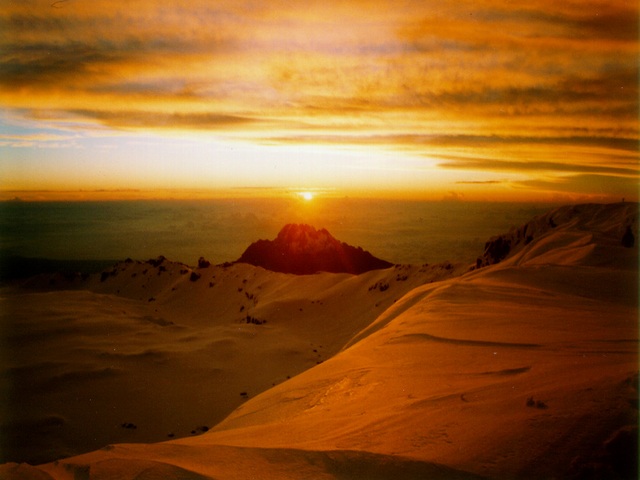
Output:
(1, 202), (637, 479)
(477, 202), (637, 268)
(1, 252), (463, 465)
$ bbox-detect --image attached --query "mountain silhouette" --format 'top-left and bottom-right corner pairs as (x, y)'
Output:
(236, 224), (393, 274)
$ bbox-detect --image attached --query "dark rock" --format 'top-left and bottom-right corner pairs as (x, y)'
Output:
(525, 397), (547, 409)
(368, 281), (389, 292)
(479, 236), (511, 267)
(236, 224), (393, 275)
(604, 426), (638, 479)
(535, 400), (548, 409)
(147, 256), (166, 267)
(197, 257), (211, 268)
(245, 315), (266, 325)
(622, 225), (635, 248)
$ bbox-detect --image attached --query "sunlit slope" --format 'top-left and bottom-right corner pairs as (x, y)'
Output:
(3, 202), (637, 479)
(2, 253), (464, 464)
(163, 203), (635, 478)
(477, 202), (638, 269)
(193, 203), (638, 478)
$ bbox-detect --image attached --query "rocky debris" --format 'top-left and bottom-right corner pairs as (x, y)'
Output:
(146, 256), (166, 268)
(476, 221), (538, 268)
(197, 257), (211, 268)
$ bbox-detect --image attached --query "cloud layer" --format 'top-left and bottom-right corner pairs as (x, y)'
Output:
(1, 0), (638, 199)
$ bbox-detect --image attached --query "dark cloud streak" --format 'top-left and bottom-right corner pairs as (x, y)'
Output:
(262, 133), (639, 153)
(455, 180), (503, 185)
(517, 174), (640, 197)
(0, 0), (637, 200)
(0, 42), (125, 87)
(439, 158), (638, 177)
(68, 110), (262, 130)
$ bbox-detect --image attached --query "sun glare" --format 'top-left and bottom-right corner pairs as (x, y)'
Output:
(300, 191), (314, 201)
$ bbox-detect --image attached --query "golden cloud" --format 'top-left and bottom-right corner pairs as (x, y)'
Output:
(0, 0), (638, 198)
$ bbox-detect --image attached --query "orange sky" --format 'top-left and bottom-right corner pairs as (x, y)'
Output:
(0, 0), (638, 201)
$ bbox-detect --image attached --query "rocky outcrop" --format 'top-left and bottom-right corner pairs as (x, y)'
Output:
(476, 217), (542, 268)
(621, 225), (635, 248)
(236, 224), (393, 275)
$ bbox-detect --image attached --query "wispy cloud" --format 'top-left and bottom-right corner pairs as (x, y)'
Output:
(517, 174), (639, 200)
(0, 0), (638, 199)
(439, 158), (638, 177)
(455, 180), (503, 185)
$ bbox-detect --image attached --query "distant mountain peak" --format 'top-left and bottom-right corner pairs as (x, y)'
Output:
(275, 224), (337, 254)
(236, 224), (393, 275)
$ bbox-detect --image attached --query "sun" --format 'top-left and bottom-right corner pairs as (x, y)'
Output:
(300, 191), (314, 201)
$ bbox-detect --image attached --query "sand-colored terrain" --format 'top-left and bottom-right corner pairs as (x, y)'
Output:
(1, 247), (463, 465)
(1, 202), (637, 479)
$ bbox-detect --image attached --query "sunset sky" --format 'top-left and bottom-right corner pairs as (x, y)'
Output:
(1, 0), (638, 201)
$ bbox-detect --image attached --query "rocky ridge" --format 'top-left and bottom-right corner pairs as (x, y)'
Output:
(476, 202), (638, 268)
(236, 223), (394, 275)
